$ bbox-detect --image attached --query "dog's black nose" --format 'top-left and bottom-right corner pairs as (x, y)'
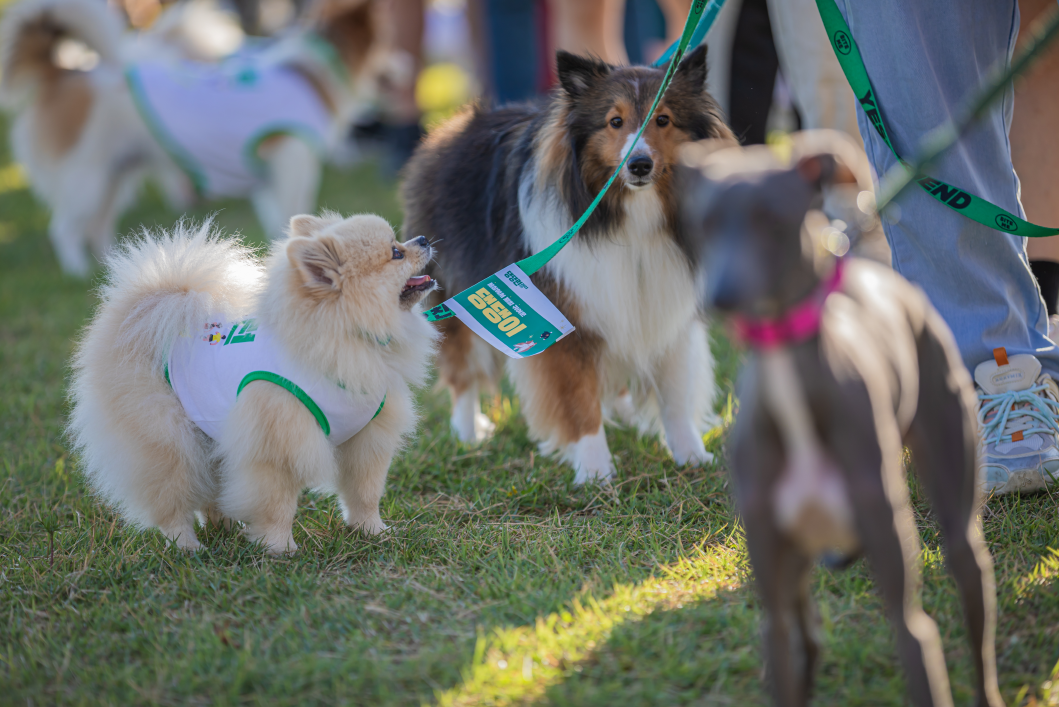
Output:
(628, 156), (654, 178)
(410, 235), (429, 248)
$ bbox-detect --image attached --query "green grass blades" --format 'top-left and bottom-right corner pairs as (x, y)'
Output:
(1, 113), (1057, 705)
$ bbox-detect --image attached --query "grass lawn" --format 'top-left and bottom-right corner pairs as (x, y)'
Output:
(0, 118), (1057, 706)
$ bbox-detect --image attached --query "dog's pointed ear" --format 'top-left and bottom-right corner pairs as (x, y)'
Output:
(672, 44), (708, 91)
(791, 130), (870, 191)
(288, 214), (331, 239)
(794, 153), (859, 190)
(287, 236), (343, 293)
(556, 51), (610, 97)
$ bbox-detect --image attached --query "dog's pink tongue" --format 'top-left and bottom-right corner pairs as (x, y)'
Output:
(406, 275), (431, 288)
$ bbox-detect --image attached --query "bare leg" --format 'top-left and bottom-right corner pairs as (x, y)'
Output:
(1015, 0), (1059, 264)
(548, 0), (628, 65)
(383, 0), (424, 123)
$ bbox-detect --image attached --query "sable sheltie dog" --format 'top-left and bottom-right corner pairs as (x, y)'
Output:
(0, 0), (384, 276)
(68, 214), (438, 553)
(402, 47), (734, 483)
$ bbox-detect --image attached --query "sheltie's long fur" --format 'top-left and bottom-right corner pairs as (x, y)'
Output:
(402, 47), (735, 483)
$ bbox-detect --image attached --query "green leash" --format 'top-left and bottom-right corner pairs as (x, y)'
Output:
(816, 0), (1059, 237)
(427, 0), (723, 324)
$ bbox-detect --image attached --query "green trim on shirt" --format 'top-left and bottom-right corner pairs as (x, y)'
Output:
(243, 124), (327, 179)
(237, 371), (331, 436)
(124, 66), (209, 196)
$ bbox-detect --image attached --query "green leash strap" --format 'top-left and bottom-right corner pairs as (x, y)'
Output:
(652, 0), (727, 68)
(425, 0), (722, 324)
(875, 5), (1059, 216)
(508, 0), (720, 278)
(816, 0), (1059, 238)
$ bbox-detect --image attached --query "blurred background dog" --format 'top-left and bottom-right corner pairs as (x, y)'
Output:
(0, 0), (388, 276)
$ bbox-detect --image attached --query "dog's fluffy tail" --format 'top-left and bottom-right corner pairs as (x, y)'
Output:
(68, 220), (260, 531)
(80, 219), (264, 376)
(0, 0), (124, 105)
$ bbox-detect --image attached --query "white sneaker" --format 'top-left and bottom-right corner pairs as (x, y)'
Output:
(975, 351), (1059, 495)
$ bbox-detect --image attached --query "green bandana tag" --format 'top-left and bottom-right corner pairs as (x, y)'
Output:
(427, 264), (574, 358)
(424, 0), (723, 354)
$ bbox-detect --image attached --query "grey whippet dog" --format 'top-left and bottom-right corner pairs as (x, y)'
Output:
(677, 131), (1003, 707)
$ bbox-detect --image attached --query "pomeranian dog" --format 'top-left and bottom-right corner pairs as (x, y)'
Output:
(0, 0), (386, 276)
(68, 214), (438, 553)
(402, 47), (735, 483)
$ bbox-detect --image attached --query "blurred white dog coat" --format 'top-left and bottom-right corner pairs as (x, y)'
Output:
(167, 315), (385, 444)
(126, 56), (333, 197)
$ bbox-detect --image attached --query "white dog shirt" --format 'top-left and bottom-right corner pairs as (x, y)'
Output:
(126, 55), (332, 198)
(166, 316), (385, 445)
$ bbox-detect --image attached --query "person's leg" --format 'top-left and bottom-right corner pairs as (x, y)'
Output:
(841, 0), (1059, 495)
(727, 0), (778, 145)
(765, 0), (860, 144)
(379, 0), (425, 170)
(1013, 0), (1059, 317)
(548, 0), (628, 65)
(839, 0), (1058, 378)
(484, 0), (539, 103)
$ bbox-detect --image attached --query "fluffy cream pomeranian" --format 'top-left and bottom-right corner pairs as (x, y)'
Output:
(68, 213), (438, 553)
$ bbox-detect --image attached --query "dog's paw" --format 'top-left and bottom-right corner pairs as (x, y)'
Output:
(452, 411), (496, 445)
(671, 444), (715, 467)
(610, 390), (637, 426)
(568, 429), (616, 485)
(348, 514), (389, 536)
(573, 460), (616, 486)
(667, 426), (714, 467)
(246, 526), (298, 555)
(204, 505), (237, 530)
(161, 524), (202, 551)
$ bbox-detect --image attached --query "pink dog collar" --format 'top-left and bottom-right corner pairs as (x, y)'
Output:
(730, 259), (845, 350)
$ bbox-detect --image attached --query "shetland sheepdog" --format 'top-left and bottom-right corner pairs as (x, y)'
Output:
(0, 0), (385, 277)
(402, 47), (735, 483)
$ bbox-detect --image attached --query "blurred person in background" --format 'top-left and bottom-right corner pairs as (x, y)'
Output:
(1015, 0), (1059, 323)
(664, 0), (859, 145)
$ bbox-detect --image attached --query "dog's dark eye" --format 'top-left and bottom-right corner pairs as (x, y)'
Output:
(609, 116), (623, 129)
(392, 246), (404, 260)
(656, 115), (670, 127)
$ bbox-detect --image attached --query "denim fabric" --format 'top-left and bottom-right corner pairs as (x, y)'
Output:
(485, 0), (539, 104)
(839, 0), (1059, 377)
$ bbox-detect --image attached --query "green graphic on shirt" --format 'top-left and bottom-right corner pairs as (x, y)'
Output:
(224, 319), (258, 345)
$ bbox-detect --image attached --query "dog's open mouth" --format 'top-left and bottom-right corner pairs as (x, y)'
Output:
(400, 274), (435, 307)
(403, 275), (433, 294)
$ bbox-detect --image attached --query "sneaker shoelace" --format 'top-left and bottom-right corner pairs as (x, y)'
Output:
(977, 382), (1059, 446)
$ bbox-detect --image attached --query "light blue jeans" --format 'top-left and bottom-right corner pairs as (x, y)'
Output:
(839, 0), (1059, 378)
